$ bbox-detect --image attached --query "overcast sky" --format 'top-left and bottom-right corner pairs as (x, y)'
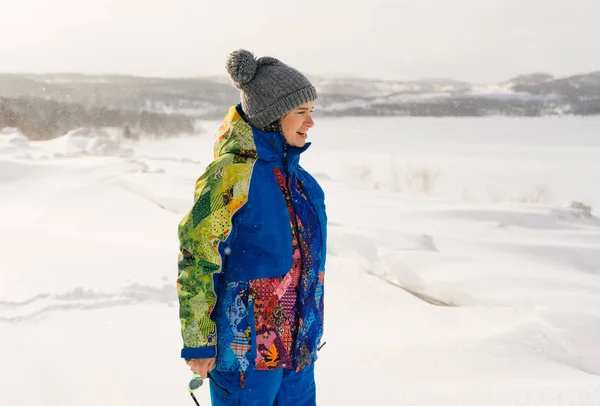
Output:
(1, 0), (598, 83)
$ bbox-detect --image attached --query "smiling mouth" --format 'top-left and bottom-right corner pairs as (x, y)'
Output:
(296, 131), (307, 137)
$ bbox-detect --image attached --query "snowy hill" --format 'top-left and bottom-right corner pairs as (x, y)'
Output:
(1, 71), (600, 130)
(511, 72), (600, 114)
(502, 73), (556, 89)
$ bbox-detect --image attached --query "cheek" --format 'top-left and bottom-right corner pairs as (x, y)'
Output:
(283, 128), (296, 143)
(282, 118), (298, 132)
(281, 124), (296, 138)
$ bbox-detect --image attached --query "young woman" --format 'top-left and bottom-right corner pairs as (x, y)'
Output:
(177, 49), (327, 405)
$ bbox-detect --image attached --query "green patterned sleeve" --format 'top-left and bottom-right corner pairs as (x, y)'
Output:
(176, 156), (252, 359)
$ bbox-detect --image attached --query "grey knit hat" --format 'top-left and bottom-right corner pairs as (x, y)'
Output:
(226, 49), (318, 129)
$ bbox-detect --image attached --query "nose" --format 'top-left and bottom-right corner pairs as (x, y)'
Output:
(305, 114), (315, 128)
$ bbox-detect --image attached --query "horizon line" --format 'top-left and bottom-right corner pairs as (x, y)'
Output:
(1, 70), (599, 85)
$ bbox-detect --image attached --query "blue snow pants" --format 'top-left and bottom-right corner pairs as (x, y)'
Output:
(209, 364), (316, 406)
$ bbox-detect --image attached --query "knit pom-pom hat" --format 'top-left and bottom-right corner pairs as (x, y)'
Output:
(225, 49), (317, 129)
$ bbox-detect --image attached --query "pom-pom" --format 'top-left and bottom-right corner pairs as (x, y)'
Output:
(226, 49), (258, 87)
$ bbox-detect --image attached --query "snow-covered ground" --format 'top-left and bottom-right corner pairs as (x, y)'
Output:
(1, 117), (600, 405)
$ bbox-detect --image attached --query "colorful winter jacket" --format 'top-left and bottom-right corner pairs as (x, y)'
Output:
(177, 104), (327, 373)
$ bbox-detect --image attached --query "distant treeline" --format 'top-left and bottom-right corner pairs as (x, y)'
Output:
(0, 97), (196, 140)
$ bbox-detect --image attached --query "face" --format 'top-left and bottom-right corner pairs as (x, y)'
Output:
(280, 101), (316, 148)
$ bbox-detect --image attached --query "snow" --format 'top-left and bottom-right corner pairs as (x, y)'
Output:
(0, 127), (30, 154)
(20, 127), (135, 158)
(144, 100), (224, 117)
(319, 85), (563, 113)
(313, 77), (472, 98)
(2, 117), (600, 405)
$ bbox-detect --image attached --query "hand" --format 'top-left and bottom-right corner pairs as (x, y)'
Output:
(185, 358), (216, 379)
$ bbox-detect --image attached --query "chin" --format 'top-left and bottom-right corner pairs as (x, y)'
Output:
(294, 136), (308, 147)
